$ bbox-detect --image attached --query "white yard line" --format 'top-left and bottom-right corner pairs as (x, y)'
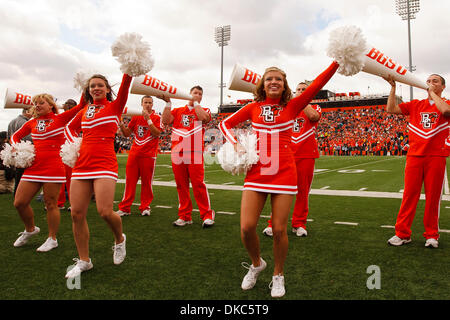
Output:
(116, 180), (450, 201)
(334, 221), (359, 226)
(314, 157), (397, 176)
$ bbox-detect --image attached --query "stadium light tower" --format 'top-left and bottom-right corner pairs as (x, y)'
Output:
(395, 0), (420, 101)
(214, 25), (231, 108)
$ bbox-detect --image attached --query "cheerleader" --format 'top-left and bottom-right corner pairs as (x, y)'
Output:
(117, 95), (162, 216)
(64, 73), (131, 278)
(219, 62), (338, 297)
(11, 94), (85, 252)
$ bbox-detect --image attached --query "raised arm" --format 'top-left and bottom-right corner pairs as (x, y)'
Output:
(290, 61), (339, 117)
(384, 75), (402, 115)
(113, 74), (133, 113)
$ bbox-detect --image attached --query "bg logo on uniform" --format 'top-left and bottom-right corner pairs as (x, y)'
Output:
(420, 112), (438, 129)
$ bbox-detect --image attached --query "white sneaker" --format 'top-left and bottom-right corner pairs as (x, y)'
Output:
(36, 237), (58, 252)
(117, 210), (130, 217)
(113, 234), (126, 265)
(65, 258), (93, 278)
(387, 235), (411, 246)
(141, 209), (151, 216)
(202, 218), (215, 228)
(425, 238), (439, 248)
(173, 218), (193, 227)
(13, 226), (40, 247)
(269, 274), (286, 298)
(241, 257), (267, 290)
(262, 227), (273, 237)
(292, 227), (308, 237)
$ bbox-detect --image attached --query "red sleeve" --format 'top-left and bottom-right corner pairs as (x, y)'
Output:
(128, 117), (137, 132)
(152, 114), (162, 131)
(290, 61), (339, 118)
(112, 74), (132, 114)
(11, 120), (32, 144)
(64, 107), (84, 142)
(56, 99), (86, 124)
(219, 103), (254, 144)
(398, 101), (413, 116)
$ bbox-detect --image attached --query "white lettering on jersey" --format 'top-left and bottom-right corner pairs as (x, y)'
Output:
(420, 112), (438, 129)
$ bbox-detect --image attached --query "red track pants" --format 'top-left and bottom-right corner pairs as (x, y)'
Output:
(395, 155), (446, 240)
(171, 152), (214, 221)
(267, 157), (315, 229)
(119, 154), (156, 213)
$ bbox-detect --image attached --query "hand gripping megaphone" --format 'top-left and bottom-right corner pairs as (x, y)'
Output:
(130, 74), (192, 100)
(228, 64), (262, 93)
(327, 25), (428, 90)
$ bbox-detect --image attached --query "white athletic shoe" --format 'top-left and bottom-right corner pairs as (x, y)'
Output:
(262, 227), (273, 237)
(269, 274), (286, 298)
(292, 227), (308, 237)
(113, 234), (126, 265)
(117, 210), (130, 217)
(241, 257), (267, 290)
(36, 237), (58, 252)
(425, 238), (439, 248)
(13, 226), (40, 247)
(202, 218), (215, 228)
(141, 209), (151, 216)
(173, 218), (193, 227)
(65, 258), (93, 278)
(387, 235), (411, 246)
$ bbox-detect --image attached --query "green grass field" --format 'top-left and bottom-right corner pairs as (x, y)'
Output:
(1, 154), (449, 300)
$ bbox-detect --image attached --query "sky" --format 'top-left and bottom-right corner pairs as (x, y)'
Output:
(1, 0), (449, 131)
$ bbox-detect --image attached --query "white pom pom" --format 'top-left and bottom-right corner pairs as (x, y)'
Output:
(73, 71), (90, 93)
(217, 131), (259, 175)
(0, 143), (16, 168)
(12, 141), (35, 168)
(111, 32), (155, 77)
(327, 26), (367, 76)
(60, 138), (82, 168)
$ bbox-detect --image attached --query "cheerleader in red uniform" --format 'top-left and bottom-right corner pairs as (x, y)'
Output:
(64, 73), (131, 278)
(117, 95), (161, 216)
(219, 62), (338, 297)
(263, 82), (321, 238)
(11, 94), (85, 252)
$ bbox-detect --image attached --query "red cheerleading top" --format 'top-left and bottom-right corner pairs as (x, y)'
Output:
(398, 98), (450, 157)
(11, 101), (85, 183)
(291, 104), (322, 159)
(170, 105), (211, 153)
(219, 61), (338, 194)
(64, 74), (132, 181)
(128, 111), (162, 158)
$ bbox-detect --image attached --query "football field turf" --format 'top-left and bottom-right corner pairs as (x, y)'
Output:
(1, 155), (449, 300)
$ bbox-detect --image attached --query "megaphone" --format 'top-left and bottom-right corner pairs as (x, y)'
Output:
(362, 47), (427, 89)
(130, 74), (192, 100)
(4, 88), (34, 109)
(3, 88), (67, 110)
(327, 26), (428, 90)
(122, 106), (142, 116)
(228, 64), (261, 93)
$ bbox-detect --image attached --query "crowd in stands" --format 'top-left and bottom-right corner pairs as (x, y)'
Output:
(316, 106), (409, 156)
(114, 106), (410, 157)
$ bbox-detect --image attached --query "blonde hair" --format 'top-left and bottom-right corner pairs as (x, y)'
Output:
(31, 94), (59, 118)
(254, 66), (292, 106)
